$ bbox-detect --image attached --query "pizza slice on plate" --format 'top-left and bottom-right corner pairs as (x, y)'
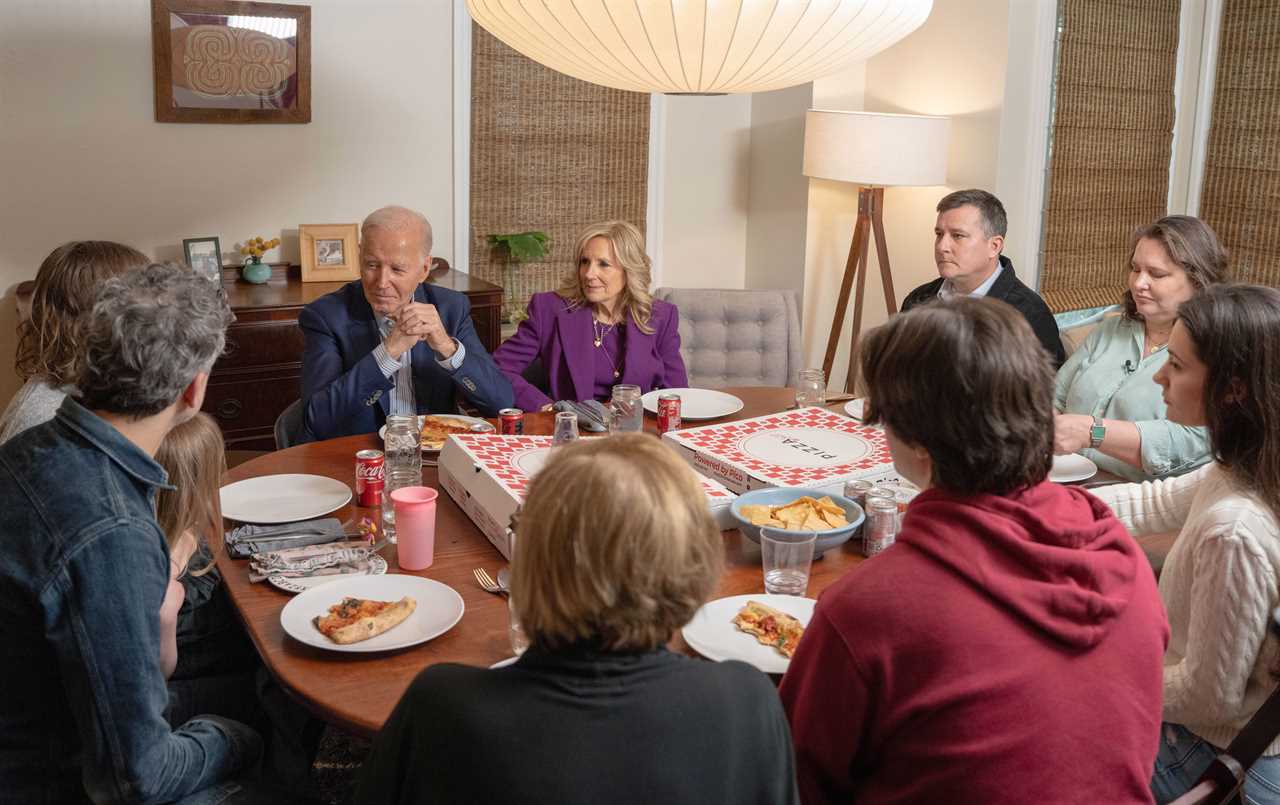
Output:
(420, 416), (478, 450)
(313, 596), (417, 644)
(732, 600), (805, 658)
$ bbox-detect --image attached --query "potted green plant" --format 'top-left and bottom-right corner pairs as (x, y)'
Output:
(487, 231), (549, 323)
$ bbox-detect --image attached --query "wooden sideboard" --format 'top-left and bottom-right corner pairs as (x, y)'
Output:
(15, 261), (504, 452)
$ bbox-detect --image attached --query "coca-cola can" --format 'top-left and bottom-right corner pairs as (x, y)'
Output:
(355, 449), (385, 507)
(657, 393), (681, 434)
(499, 408), (524, 435)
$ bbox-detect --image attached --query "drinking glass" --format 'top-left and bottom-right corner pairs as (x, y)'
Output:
(552, 410), (580, 446)
(608, 384), (643, 433)
(794, 368), (827, 408)
(381, 415), (422, 544)
(760, 527), (816, 596)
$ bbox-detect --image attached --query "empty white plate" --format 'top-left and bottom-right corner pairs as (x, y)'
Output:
(280, 574), (465, 653)
(843, 399), (866, 420)
(220, 474), (352, 524)
(682, 593), (816, 675)
(1050, 453), (1099, 484)
(641, 388), (744, 420)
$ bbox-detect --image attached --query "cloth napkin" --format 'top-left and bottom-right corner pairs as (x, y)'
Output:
(248, 540), (380, 583)
(225, 517), (348, 559)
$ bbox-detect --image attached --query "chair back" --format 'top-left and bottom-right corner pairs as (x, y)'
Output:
(274, 398), (307, 450)
(652, 287), (801, 388)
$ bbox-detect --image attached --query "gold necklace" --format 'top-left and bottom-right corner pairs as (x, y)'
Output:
(592, 318), (615, 348)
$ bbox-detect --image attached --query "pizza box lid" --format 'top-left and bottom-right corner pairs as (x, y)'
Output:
(661, 406), (895, 492)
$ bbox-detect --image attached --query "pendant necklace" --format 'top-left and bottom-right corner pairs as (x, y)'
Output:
(593, 317), (621, 378)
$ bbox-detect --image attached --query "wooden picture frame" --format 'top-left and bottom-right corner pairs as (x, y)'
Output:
(151, 0), (311, 124)
(182, 236), (224, 282)
(300, 224), (360, 283)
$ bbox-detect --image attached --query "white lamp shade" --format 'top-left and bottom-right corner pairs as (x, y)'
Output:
(803, 109), (950, 187)
(466, 0), (933, 94)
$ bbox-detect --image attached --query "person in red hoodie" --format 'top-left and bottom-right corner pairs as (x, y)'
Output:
(780, 296), (1169, 805)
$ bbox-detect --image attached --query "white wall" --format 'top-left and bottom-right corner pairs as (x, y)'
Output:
(655, 95), (753, 290)
(744, 85), (812, 297)
(0, 0), (456, 406)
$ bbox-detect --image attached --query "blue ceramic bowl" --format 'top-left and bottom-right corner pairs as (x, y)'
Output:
(730, 487), (865, 557)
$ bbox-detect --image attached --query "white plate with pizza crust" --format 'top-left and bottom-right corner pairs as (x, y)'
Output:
(378, 415), (495, 453)
(280, 574), (465, 653)
(682, 593), (816, 675)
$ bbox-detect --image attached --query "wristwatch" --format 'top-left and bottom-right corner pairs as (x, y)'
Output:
(1089, 416), (1106, 449)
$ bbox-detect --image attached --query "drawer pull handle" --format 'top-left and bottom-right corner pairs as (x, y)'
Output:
(223, 338), (239, 357)
(216, 399), (243, 420)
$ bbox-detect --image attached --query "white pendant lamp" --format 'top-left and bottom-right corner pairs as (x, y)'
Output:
(465, 0), (933, 94)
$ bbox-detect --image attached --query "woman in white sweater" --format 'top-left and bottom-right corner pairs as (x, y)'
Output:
(1094, 284), (1280, 804)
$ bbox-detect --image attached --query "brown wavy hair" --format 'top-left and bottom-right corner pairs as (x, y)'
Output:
(1121, 216), (1228, 321)
(861, 296), (1055, 495)
(155, 412), (225, 576)
(511, 433), (723, 652)
(556, 220), (655, 334)
(1178, 284), (1280, 519)
(15, 241), (149, 384)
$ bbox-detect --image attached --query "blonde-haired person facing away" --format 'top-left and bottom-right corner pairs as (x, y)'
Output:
(357, 434), (798, 805)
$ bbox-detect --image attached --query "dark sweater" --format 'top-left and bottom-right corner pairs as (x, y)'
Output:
(901, 256), (1067, 367)
(356, 646), (799, 805)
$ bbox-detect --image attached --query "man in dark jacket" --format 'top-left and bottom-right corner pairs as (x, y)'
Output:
(901, 189), (1066, 367)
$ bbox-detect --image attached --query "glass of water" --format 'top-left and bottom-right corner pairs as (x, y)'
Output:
(552, 410), (579, 446)
(760, 528), (816, 596)
(795, 368), (827, 408)
(608, 384), (643, 433)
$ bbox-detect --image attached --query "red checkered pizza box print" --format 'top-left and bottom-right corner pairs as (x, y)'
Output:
(666, 407), (893, 487)
(454, 434), (737, 501)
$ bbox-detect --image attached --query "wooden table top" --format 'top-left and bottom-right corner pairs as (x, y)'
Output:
(217, 386), (869, 737)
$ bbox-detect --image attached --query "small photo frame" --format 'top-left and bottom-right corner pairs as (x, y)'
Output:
(183, 236), (223, 282)
(300, 224), (359, 282)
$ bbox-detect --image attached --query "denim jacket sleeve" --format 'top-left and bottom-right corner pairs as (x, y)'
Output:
(45, 518), (255, 804)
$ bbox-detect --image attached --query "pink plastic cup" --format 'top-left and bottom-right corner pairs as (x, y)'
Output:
(390, 486), (438, 570)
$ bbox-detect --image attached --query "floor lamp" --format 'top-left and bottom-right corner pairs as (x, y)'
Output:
(803, 110), (950, 394)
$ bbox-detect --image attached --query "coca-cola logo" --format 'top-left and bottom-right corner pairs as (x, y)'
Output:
(356, 463), (385, 480)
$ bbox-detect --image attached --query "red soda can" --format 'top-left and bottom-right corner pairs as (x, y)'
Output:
(355, 449), (385, 507)
(499, 408), (524, 435)
(657, 393), (682, 434)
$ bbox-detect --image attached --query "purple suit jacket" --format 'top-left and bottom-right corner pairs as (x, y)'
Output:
(493, 292), (689, 411)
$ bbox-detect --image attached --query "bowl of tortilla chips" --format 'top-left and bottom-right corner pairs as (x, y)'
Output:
(730, 488), (865, 557)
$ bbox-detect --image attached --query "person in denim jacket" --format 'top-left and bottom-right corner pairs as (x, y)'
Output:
(0, 264), (267, 803)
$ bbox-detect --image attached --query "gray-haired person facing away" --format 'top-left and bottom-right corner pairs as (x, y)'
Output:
(0, 264), (296, 803)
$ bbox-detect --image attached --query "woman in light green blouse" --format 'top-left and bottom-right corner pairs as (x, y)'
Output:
(1053, 216), (1226, 482)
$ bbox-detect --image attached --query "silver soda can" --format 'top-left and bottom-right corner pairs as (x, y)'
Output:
(863, 495), (899, 557)
(843, 479), (875, 509)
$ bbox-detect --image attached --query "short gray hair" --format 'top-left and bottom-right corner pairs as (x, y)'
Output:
(362, 205), (433, 259)
(937, 188), (1007, 238)
(77, 263), (234, 417)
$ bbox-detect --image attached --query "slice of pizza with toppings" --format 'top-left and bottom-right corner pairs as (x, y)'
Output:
(732, 600), (805, 658)
(420, 416), (478, 450)
(313, 596), (417, 644)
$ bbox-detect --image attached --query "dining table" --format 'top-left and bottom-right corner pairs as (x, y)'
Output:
(216, 386), (1171, 738)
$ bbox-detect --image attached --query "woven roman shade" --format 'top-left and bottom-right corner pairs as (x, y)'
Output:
(470, 25), (650, 321)
(1198, 2), (1280, 287)
(1038, 0), (1181, 313)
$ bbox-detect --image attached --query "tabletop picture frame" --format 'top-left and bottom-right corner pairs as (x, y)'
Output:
(151, 0), (312, 124)
(182, 236), (224, 282)
(300, 223), (359, 282)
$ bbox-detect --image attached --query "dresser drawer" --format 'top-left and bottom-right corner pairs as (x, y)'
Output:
(216, 321), (307, 371)
(202, 372), (300, 433)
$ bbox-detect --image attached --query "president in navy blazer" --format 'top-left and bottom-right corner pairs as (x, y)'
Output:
(299, 206), (513, 441)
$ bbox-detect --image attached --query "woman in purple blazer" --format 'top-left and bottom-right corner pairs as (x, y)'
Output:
(494, 220), (689, 411)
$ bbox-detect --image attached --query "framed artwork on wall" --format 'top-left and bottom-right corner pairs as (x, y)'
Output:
(151, 0), (311, 124)
(300, 224), (360, 283)
(183, 236), (224, 282)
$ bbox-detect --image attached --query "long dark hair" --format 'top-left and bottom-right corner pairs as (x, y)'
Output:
(1178, 284), (1280, 517)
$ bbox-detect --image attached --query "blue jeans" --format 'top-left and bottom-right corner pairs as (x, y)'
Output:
(1153, 723), (1280, 805)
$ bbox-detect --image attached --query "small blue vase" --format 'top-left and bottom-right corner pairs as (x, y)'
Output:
(241, 260), (271, 284)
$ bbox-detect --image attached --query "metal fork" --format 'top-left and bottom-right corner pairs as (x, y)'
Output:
(473, 567), (506, 596)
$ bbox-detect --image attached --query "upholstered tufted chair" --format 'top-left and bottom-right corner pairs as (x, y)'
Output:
(652, 287), (802, 389)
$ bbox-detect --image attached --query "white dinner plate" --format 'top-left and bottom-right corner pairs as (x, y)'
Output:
(489, 655), (521, 669)
(843, 398), (866, 420)
(682, 593), (816, 675)
(268, 554), (388, 595)
(641, 388), (744, 420)
(378, 414), (495, 453)
(280, 574), (465, 653)
(220, 474), (352, 524)
(1050, 453), (1099, 484)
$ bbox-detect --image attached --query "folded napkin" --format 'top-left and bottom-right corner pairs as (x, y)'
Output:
(248, 540), (380, 583)
(225, 517), (348, 559)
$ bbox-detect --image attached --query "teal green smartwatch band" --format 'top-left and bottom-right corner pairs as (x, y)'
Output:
(1089, 416), (1106, 449)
